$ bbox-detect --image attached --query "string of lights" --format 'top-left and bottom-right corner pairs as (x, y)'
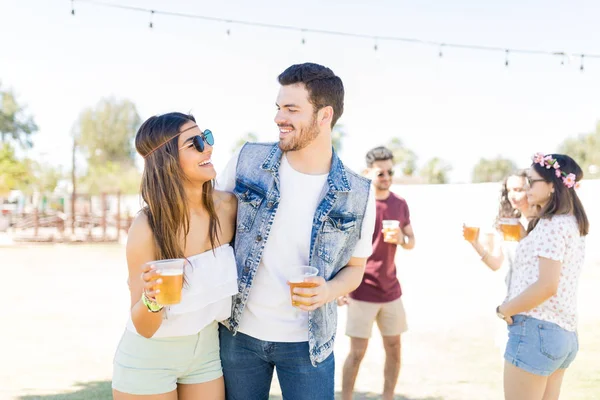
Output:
(71, 0), (599, 71)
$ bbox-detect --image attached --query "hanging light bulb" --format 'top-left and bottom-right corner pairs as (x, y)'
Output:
(505, 49), (510, 67)
(149, 10), (154, 29)
(438, 43), (444, 58)
(301, 29), (306, 45)
(553, 51), (570, 66)
(580, 55), (585, 71)
(373, 37), (379, 52)
(71, 0), (75, 15)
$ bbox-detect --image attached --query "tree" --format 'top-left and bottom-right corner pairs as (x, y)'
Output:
(472, 157), (518, 183)
(420, 157), (452, 184)
(387, 137), (417, 176)
(74, 98), (142, 194)
(75, 97), (140, 167)
(332, 124), (347, 153)
(558, 122), (600, 179)
(0, 143), (33, 195)
(80, 162), (141, 195)
(0, 82), (38, 148)
(31, 162), (64, 194)
(231, 132), (258, 154)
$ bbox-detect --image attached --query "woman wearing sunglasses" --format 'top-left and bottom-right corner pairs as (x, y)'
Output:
(496, 154), (588, 400)
(112, 112), (237, 400)
(464, 170), (533, 272)
(463, 170), (536, 354)
(464, 171), (537, 295)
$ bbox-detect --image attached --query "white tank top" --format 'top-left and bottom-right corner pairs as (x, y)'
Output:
(127, 244), (238, 338)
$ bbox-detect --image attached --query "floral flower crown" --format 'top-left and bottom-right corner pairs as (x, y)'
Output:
(532, 153), (579, 189)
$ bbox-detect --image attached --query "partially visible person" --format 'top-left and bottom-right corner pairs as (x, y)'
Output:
(112, 113), (238, 400)
(339, 146), (415, 400)
(497, 153), (588, 400)
(463, 171), (537, 354)
(464, 170), (535, 279)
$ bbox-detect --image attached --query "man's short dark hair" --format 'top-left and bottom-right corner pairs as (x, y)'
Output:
(278, 63), (344, 128)
(366, 146), (394, 167)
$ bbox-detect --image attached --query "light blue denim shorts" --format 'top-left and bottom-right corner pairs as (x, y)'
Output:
(112, 321), (222, 395)
(504, 315), (578, 376)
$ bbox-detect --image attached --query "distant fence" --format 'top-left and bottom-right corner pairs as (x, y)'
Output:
(6, 192), (136, 243)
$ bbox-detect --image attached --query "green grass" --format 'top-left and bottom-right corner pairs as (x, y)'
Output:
(18, 381), (112, 400)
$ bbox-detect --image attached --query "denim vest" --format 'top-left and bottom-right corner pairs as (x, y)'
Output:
(227, 142), (371, 365)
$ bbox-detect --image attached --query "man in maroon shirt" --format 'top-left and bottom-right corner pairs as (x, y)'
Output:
(340, 146), (415, 400)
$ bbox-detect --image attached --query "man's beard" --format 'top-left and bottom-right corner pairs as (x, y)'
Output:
(278, 115), (319, 152)
(374, 182), (391, 191)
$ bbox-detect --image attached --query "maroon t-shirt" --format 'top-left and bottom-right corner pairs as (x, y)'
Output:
(350, 192), (410, 303)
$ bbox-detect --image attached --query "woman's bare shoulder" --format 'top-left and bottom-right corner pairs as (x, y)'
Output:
(127, 211), (154, 248)
(213, 190), (237, 214)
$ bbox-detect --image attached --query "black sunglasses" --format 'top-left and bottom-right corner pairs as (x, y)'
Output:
(377, 169), (395, 178)
(179, 129), (214, 153)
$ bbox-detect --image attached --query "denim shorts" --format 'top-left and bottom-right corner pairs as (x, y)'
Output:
(112, 321), (222, 395)
(504, 315), (578, 376)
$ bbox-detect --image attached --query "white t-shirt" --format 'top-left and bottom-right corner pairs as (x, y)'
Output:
(508, 215), (586, 332)
(217, 149), (376, 342)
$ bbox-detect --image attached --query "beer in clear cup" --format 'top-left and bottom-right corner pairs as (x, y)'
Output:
(286, 266), (319, 307)
(147, 258), (185, 305)
(500, 218), (521, 242)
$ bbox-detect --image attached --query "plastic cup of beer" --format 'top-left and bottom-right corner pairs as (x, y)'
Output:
(382, 220), (400, 243)
(463, 223), (480, 242)
(500, 218), (521, 242)
(286, 266), (319, 308)
(148, 259), (185, 305)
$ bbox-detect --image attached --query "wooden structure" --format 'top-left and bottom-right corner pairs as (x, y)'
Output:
(8, 191), (133, 243)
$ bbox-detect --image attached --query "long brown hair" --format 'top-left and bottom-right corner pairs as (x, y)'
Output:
(528, 154), (589, 236)
(135, 113), (220, 261)
(495, 170), (528, 230)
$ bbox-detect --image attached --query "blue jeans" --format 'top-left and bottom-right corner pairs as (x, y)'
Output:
(219, 324), (335, 400)
(505, 315), (579, 376)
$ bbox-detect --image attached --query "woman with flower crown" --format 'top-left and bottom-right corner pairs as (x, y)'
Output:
(463, 170), (536, 354)
(495, 153), (588, 400)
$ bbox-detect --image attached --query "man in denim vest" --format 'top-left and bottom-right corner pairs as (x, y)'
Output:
(216, 63), (376, 400)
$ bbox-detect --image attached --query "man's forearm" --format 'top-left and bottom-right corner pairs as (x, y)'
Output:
(400, 235), (415, 250)
(327, 264), (365, 302)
